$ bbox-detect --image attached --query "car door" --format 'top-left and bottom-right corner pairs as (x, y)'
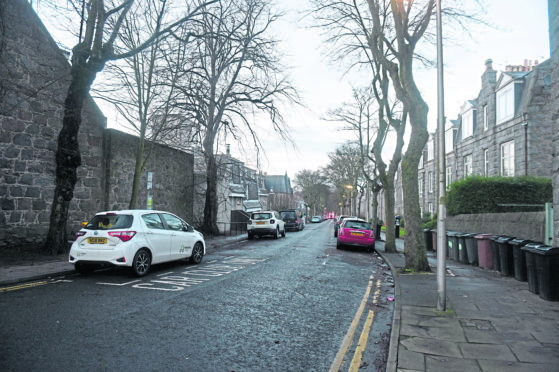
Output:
(141, 213), (172, 263)
(160, 213), (196, 260)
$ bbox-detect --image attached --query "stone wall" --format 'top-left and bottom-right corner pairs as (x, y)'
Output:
(550, 0), (559, 247)
(447, 212), (545, 242)
(102, 129), (194, 222)
(0, 0), (195, 249)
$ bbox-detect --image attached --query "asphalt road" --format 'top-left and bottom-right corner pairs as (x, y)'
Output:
(0, 220), (394, 371)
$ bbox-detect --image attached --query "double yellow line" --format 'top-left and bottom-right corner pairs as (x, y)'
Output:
(330, 276), (382, 372)
(0, 279), (67, 293)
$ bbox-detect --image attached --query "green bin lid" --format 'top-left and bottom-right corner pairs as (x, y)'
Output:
(522, 243), (547, 252)
(509, 239), (532, 246)
(528, 245), (559, 256)
(496, 236), (514, 243)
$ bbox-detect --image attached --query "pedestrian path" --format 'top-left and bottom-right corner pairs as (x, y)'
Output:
(376, 234), (559, 372)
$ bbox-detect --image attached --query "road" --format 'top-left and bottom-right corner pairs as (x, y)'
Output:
(0, 219), (394, 371)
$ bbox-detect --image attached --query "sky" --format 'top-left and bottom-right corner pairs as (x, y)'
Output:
(37, 0), (550, 182)
(248, 0), (550, 181)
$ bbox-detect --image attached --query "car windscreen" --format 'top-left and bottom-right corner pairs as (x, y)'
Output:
(85, 214), (133, 230)
(280, 211), (296, 220)
(252, 213), (272, 220)
(343, 221), (372, 230)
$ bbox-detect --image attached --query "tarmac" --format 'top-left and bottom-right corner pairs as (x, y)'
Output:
(1, 233), (559, 371)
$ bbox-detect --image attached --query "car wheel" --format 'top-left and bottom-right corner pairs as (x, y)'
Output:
(336, 240), (343, 250)
(334, 230), (338, 237)
(281, 228), (286, 238)
(248, 232), (254, 240)
(190, 242), (204, 264)
(274, 227), (280, 239)
(132, 248), (151, 277)
(75, 262), (96, 275)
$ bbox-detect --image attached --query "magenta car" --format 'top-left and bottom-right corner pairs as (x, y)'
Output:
(336, 218), (375, 252)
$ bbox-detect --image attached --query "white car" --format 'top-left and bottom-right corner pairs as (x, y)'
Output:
(69, 210), (205, 276)
(247, 210), (286, 239)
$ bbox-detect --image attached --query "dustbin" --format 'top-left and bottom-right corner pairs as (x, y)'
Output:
(457, 233), (469, 264)
(446, 231), (458, 260)
(522, 243), (541, 294)
(451, 232), (463, 261)
(463, 233), (478, 265)
(509, 239), (532, 282)
(375, 224), (382, 240)
(424, 229), (433, 251)
(533, 245), (559, 301)
(475, 234), (494, 269)
(490, 235), (502, 271)
(497, 236), (515, 276)
(432, 230), (437, 253)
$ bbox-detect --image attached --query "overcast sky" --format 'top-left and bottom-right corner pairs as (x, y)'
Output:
(38, 0), (550, 182)
(248, 0), (550, 181)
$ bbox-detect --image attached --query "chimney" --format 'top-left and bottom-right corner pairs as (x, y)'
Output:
(484, 59), (493, 71)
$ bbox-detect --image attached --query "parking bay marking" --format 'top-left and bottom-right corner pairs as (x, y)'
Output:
(97, 257), (267, 291)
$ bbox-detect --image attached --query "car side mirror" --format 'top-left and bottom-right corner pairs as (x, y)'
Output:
(184, 225), (194, 232)
(81, 221), (88, 227)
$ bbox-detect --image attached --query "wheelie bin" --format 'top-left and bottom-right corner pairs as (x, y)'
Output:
(432, 230), (437, 253)
(475, 234), (494, 270)
(522, 243), (541, 294)
(446, 231), (458, 260)
(463, 233), (478, 265)
(457, 233), (469, 264)
(490, 235), (502, 271)
(497, 236), (515, 276)
(532, 245), (559, 301)
(509, 239), (532, 282)
(424, 229), (433, 251)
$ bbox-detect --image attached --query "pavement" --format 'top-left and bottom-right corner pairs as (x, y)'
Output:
(1, 233), (559, 371)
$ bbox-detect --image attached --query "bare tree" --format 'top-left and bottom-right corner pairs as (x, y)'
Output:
(295, 169), (330, 217)
(44, 0), (217, 254)
(171, 0), (298, 235)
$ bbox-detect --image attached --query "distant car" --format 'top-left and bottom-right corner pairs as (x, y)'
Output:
(336, 218), (375, 252)
(247, 211), (286, 239)
(280, 209), (304, 231)
(69, 210), (205, 277)
(334, 215), (357, 237)
(311, 216), (321, 223)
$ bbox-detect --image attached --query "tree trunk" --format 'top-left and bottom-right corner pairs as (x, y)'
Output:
(201, 150), (219, 235)
(44, 67), (96, 254)
(129, 135), (146, 209)
(382, 177), (397, 253)
(402, 107), (430, 272)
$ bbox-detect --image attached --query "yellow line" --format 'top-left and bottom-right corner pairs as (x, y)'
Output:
(0, 280), (49, 293)
(349, 281), (381, 371)
(329, 276), (376, 372)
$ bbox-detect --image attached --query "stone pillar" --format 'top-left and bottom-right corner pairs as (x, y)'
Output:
(550, 0), (559, 246)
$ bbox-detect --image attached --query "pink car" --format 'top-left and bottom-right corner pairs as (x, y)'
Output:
(336, 218), (375, 252)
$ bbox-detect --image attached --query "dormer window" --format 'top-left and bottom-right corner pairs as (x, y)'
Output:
(496, 83), (515, 124)
(461, 108), (474, 138)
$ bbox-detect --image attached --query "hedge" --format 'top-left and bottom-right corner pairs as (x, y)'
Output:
(446, 176), (552, 215)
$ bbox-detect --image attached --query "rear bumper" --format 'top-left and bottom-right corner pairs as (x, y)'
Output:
(248, 228), (277, 235)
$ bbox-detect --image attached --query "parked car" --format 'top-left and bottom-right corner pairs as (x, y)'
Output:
(334, 215), (356, 237)
(311, 216), (322, 223)
(336, 218), (375, 252)
(280, 209), (304, 231)
(69, 210), (205, 277)
(247, 211), (286, 239)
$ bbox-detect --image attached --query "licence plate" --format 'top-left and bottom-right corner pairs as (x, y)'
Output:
(350, 232), (364, 237)
(88, 237), (107, 244)
(256, 222), (266, 225)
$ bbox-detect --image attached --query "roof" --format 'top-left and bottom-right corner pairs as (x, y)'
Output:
(264, 174), (293, 194)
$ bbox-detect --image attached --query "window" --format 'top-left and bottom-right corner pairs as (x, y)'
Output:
(427, 139), (434, 161)
(161, 213), (185, 231)
(418, 178), (423, 196)
(462, 109), (474, 138)
(483, 105), (488, 130)
(496, 83), (514, 124)
(484, 149), (489, 176)
(464, 155), (472, 177)
(142, 213), (165, 230)
(428, 203), (434, 216)
(445, 128), (454, 153)
(501, 141), (515, 176)
(428, 172), (433, 193)
(446, 167), (452, 189)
